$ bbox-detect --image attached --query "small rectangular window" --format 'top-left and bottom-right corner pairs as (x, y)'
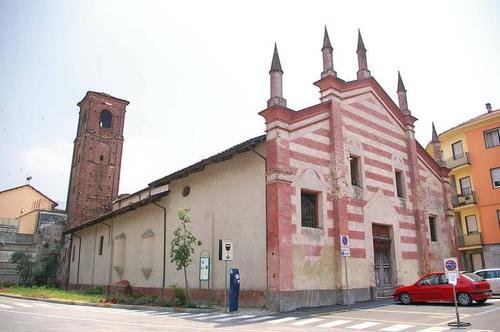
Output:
(301, 191), (318, 228)
(465, 215), (478, 234)
(349, 155), (361, 187)
(72, 245), (76, 262)
(98, 236), (104, 255)
(428, 216), (437, 242)
(484, 127), (500, 148)
(452, 141), (464, 160)
(491, 167), (500, 188)
(395, 170), (405, 198)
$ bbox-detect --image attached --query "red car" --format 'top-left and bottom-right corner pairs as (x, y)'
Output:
(393, 272), (492, 306)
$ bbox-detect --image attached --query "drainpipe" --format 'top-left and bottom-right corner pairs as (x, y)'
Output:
(102, 221), (112, 293)
(153, 202), (167, 297)
(65, 233), (73, 290)
(251, 148), (268, 292)
(73, 234), (82, 286)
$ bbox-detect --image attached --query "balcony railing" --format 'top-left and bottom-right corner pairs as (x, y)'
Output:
(452, 190), (477, 207)
(445, 152), (471, 169)
(458, 232), (482, 247)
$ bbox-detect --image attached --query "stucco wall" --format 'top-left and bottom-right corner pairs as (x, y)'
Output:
(70, 143), (267, 293)
(0, 186), (54, 219)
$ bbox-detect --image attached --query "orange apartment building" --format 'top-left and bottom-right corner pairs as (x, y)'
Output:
(428, 104), (500, 270)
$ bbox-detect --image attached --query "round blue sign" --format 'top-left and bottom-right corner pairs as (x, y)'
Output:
(341, 236), (349, 246)
(445, 260), (457, 271)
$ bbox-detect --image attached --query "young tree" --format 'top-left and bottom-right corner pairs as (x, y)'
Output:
(169, 208), (201, 302)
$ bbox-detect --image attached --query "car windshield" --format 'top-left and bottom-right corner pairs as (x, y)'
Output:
(462, 272), (484, 282)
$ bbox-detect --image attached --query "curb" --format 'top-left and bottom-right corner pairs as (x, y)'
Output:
(0, 293), (219, 313)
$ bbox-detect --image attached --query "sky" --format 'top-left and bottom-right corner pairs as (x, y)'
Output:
(1, 0), (499, 208)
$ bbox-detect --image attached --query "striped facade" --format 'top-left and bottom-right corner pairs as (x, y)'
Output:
(260, 61), (456, 311)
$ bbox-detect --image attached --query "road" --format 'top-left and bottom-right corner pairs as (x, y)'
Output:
(1, 295), (499, 331)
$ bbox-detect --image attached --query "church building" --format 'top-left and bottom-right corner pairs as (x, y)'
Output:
(65, 28), (457, 311)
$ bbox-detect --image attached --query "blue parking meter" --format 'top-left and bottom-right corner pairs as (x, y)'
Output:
(229, 268), (240, 312)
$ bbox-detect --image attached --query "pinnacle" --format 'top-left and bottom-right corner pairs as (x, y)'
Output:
(357, 29), (366, 52)
(322, 25), (333, 50)
(397, 71), (407, 92)
(270, 43), (283, 73)
(432, 122), (439, 142)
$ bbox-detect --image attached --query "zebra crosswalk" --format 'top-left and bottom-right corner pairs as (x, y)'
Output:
(0, 299), (496, 331)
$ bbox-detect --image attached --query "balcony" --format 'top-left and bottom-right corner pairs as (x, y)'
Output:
(452, 190), (477, 208)
(458, 232), (482, 248)
(445, 152), (471, 169)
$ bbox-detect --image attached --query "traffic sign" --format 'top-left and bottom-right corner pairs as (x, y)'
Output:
(218, 239), (233, 261)
(340, 235), (350, 257)
(443, 257), (458, 277)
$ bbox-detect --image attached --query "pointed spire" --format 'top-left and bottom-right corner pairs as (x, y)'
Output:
(397, 71), (410, 115)
(431, 123), (444, 166)
(322, 25), (333, 50)
(321, 26), (336, 78)
(268, 43), (286, 108)
(356, 29), (371, 79)
(397, 71), (406, 92)
(270, 43), (283, 73)
(431, 122), (439, 143)
(357, 29), (366, 52)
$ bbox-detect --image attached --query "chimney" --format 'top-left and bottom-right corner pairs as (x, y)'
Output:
(486, 103), (492, 113)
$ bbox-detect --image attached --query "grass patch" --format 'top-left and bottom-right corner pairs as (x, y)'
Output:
(0, 285), (107, 303)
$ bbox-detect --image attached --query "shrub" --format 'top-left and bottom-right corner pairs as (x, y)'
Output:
(9, 251), (35, 286)
(170, 284), (187, 307)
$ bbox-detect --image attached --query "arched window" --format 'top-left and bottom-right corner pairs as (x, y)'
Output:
(99, 110), (112, 128)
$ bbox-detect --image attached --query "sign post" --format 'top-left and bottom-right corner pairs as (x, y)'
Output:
(444, 257), (470, 328)
(340, 235), (351, 310)
(219, 239), (233, 313)
(199, 250), (211, 308)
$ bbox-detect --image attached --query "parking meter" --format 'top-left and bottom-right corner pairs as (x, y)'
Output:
(229, 268), (240, 312)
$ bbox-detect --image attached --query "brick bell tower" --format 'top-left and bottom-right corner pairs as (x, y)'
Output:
(66, 91), (129, 228)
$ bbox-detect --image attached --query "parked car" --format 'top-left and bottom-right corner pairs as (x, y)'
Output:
(393, 272), (492, 306)
(474, 268), (500, 294)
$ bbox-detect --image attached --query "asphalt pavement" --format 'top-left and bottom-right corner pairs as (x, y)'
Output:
(1, 295), (499, 331)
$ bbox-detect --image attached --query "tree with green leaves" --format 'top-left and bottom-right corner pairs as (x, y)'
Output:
(169, 208), (201, 302)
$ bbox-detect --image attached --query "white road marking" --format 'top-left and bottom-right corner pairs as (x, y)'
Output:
(291, 318), (324, 326)
(267, 317), (299, 324)
(181, 313), (211, 318)
(242, 315), (276, 322)
(14, 303), (33, 308)
(167, 312), (192, 317)
(416, 327), (449, 332)
(33, 302), (53, 307)
(348, 321), (380, 329)
(318, 320), (352, 328)
(195, 313), (228, 320)
(467, 329), (494, 332)
(0, 304), (14, 309)
(214, 314), (255, 322)
(473, 307), (500, 316)
(487, 298), (500, 302)
(379, 324), (414, 331)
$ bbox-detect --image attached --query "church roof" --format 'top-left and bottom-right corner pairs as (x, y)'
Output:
(149, 134), (266, 187)
(65, 134), (266, 233)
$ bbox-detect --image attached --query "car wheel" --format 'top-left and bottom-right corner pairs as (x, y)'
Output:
(399, 292), (412, 305)
(476, 299), (487, 304)
(457, 292), (472, 306)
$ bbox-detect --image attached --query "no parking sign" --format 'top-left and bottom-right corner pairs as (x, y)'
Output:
(443, 257), (458, 285)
